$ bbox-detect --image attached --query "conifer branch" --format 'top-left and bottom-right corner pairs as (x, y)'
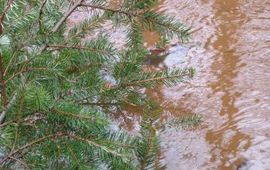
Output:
(121, 71), (193, 87)
(80, 3), (135, 17)
(0, 132), (66, 164)
(47, 44), (112, 54)
(0, 0), (194, 168)
(67, 133), (124, 157)
(78, 101), (119, 106)
(51, 107), (96, 121)
(5, 67), (49, 83)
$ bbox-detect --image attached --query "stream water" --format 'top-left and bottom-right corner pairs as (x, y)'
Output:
(140, 0), (270, 169)
(70, 0), (270, 169)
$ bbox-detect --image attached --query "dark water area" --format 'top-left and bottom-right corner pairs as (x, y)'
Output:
(69, 0), (270, 169)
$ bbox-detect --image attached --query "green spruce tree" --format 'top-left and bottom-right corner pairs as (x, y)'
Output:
(0, 0), (194, 169)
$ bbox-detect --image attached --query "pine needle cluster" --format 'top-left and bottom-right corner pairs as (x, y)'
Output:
(0, 0), (197, 169)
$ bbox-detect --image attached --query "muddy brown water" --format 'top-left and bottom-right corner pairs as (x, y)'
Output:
(142, 0), (270, 169)
(69, 0), (270, 169)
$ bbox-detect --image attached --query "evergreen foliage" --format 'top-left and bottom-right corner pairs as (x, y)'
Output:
(0, 0), (198, 169)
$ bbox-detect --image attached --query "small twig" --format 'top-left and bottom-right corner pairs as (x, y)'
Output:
(3, 50), (20, 76)
(0, 52), (7, 107)
(51, 0), (84, 34)
(0, 93), (16, 124)
(0, 0), (14, 34)
(65, 142), (81, 168)
(8, 156), (30, 170)
(78, 101), (119, 106)
(5, 67), (49, 83)
(0, 119), (14, 128)
(38, 0), (48, 31)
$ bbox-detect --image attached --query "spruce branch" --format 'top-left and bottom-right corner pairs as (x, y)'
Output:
(80, 3), (135, 17)
(47, 44), (112, 54)
(78, 101), (119, 106)
(0, 132), (66, 164)
(0, 0), (195, 168)
(67, 133), (125, 158)
(5, 67), (49, 83)
(50, 107), (96, 121)
(120, 68), (194, 88)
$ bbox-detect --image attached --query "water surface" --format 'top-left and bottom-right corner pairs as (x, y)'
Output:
(141, 0), (270, 169)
